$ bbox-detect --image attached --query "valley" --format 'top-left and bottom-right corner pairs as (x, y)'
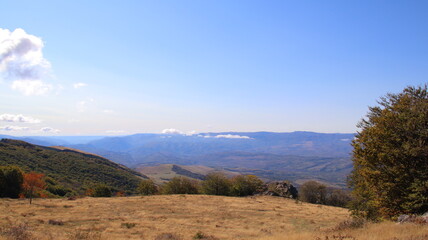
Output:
(0, 131), (354, 187)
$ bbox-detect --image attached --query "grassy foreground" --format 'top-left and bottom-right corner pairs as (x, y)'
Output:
(0, 195), (426, 240)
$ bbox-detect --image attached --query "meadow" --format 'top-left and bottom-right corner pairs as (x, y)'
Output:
(0, 195), (426, 240)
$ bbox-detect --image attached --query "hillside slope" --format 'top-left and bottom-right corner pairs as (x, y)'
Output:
(0, 139), (147, 193)
(137, 164), (240, 183)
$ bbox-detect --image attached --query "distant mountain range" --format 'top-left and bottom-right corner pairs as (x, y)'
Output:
(0, 131), (355, 187)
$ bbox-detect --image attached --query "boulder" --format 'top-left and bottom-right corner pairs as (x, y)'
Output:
(397, 214), (412, 223)
(397, 213), (428, 224)
(256, 181), (298, 199)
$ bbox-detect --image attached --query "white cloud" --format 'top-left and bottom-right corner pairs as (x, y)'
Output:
(0, 28), (52, 95)
(0, 125), (30, 131)
(161, 128), (183, 134)
(105, 130), (125, 134)
(11, 80), (52, 96)
(73, 82), (87, 89)
(340, 138), (351, 142)
(0, 114), (41, 123)
(40, 127), (60, 133)
(203, 134), (252, 139)
(185, 130), (197, 136)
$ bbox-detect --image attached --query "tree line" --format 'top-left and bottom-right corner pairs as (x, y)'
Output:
(1, 164), (351, 208)
(0, 166), (48, 204)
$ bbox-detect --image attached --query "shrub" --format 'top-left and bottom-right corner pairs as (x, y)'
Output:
(0, 165), (24, 198)
(91, 184), (112, 197)
(202, 172), (231, 196)
(47, 185), (74, 197)
(193, 231), (219, 240)
(299, 181), (327, 204)
(137, 179), (158, 195)
(230, 175), (263, 197)
(121, 222), (136, 229)
(162, 176), (199, 194)
(48, 219), (64, 226)
(326, 188), (352, 207)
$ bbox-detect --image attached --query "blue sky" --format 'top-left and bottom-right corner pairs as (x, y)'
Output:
(0, 0), (427, 135)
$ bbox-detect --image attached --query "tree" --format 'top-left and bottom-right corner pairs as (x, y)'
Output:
(0, 166), (24, 198)
(202, 172), (231, 196)
(230, 175), (263, 196)
(0, 170), (5, 197)
(299, 181), (327, 204)
(349, 85), (428, 219)
(162, 176), (199, 194)
(22, 172), (46, 204)
(92, 184), (112, 197)
(137, 179), (158, 195)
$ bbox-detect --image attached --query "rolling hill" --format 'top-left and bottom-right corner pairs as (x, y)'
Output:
(0, 139), (147, 194)
(137, 164), (240, 183)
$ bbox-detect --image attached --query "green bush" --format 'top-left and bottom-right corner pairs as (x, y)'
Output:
(162, 176), (199, 194)
(299, 181), (327, 204)
(230, 175), (263, 197)
(0, 165), (24, 198)
(299, 181), (351, 207)
(91, 184), (112, 197)
(47, 185), (74, 197)
(202, 172), (231, 196)
(326, 188), (351, 207)
(137, 179), (158, 195)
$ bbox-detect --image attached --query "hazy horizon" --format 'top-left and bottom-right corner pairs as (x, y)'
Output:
(0, 129), (356, 137)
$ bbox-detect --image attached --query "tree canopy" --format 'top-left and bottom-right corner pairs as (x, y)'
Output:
(349, 85), (428, 219)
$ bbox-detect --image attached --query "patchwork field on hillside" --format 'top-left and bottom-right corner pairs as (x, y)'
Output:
(0, 195), (426, 240)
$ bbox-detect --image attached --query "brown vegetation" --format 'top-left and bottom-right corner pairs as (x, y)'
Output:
(0, 195), (426, 240)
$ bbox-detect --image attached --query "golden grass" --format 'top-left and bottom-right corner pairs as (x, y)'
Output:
(0, 195), (426, 240)
(265, 221), (428, 240)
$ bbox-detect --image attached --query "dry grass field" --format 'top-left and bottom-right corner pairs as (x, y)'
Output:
(0, 195), (426, 240)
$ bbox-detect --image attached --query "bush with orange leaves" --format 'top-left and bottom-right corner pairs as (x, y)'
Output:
(22, 172), (46, 204)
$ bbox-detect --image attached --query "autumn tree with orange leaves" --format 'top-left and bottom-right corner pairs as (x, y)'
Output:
(23, 172), (46, 204)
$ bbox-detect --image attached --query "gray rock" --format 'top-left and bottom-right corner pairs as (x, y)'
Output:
(397, 214), (411, 223)
(397, 214), (428, 224)
(256, 181), (298, 199)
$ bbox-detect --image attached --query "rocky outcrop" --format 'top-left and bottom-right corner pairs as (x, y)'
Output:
(397, 212), (428, 224)
(256, 181), (298, 199)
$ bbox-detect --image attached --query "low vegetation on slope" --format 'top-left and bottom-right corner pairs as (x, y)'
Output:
(0, 139), (146, 194)
(137, 164), (239, 183)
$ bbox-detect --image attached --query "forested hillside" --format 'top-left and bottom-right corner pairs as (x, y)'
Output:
(0, 139), (147, 194)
